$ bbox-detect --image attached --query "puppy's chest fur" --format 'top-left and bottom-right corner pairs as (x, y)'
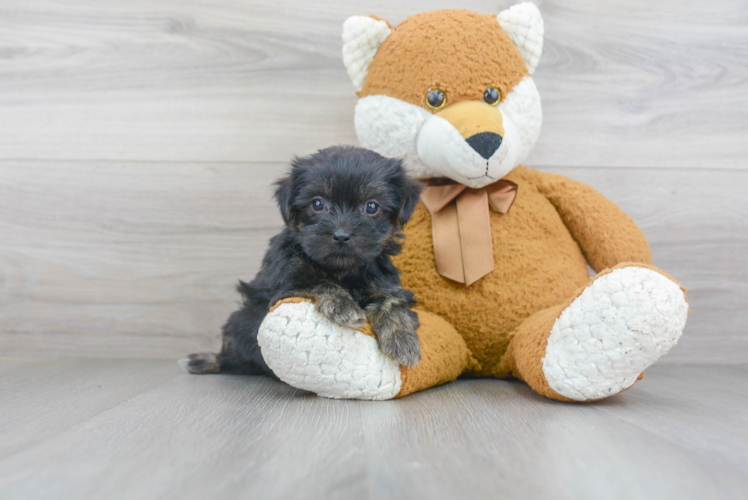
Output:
(267, 229), (402, 305)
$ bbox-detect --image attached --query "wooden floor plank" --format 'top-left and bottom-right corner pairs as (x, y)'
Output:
(0, 161), (281, 359)
(593, 365), (748, 472)
(2, 163), (745, 363)
(0, 357), (181, 459)
(359, 374), (747, 500)
(0, 361), (746, 500)
(0, 371), (368, 500)
(0, 0), (745, 167)
(0, 356), (49, 375)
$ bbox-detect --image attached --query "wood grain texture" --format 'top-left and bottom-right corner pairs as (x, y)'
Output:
(0, 0), (745, 167)
(0, 358), (368, 500)
(0, 359), (746, 499)
(358, 367), (748, 500)
(0, 0), (746, 361)
(1, 162), (746, 362)
(0, 161), (281, 358)
(0, 357), (180, 459)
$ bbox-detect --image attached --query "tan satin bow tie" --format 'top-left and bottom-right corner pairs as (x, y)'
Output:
(420, 178), (519, 286)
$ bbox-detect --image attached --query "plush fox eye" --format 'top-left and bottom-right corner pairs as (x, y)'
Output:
(311, 199), (325, 212)
(364, 201), (379, 215)
(426, 89), (446, 110)
(483, 87), (501, 105)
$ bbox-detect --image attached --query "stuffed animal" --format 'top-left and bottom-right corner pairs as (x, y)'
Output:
(256, 3), (689, 402)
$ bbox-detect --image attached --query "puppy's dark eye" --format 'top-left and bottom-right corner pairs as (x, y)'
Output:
(364, 201), (379, 215)
(311, 199), (325, 212)
(483, 87), (501, 105)
(426, 89), (446, 110)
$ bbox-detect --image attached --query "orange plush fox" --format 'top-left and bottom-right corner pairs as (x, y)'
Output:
(257, 4), (689, 402)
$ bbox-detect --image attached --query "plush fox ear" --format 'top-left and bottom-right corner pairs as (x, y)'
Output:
(342, 15), (393, 91)
(497, 3), (544, 74)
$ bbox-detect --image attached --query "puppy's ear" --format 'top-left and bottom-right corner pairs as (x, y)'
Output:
(397, 175), (424, 226)
(273, 174), (295, 226)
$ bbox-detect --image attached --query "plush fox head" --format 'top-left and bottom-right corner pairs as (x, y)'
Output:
(343, 3), (543, 189)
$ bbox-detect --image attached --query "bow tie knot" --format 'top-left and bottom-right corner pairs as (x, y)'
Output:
(420, 178), (518, 286)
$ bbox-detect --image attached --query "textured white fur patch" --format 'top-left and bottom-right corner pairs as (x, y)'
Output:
(542, 267), (689, 401)
(497, 3), (544, 75)
(342, 16), (391, 92)
(499, 77), (542, 165)
(355, 95), (432, 177)
(257, 301), (402, 400)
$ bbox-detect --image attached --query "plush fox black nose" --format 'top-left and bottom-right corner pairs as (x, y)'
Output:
(332, 229), (351, 245)
(466, 132), (503, 160)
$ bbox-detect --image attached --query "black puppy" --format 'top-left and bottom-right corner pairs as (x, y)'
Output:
(185, 146), (424, 377)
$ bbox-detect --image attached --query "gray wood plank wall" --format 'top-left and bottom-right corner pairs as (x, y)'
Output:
(1, 0), (746, 363)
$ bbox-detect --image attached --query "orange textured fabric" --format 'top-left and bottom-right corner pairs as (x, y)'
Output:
(396, 309), (480, 398)
(501, 301), (575, 401)
(269, 297), (311, 313)
(394, 166), (594, 376)
(359, 10), (528, 110)
(534, 170), (653, 272)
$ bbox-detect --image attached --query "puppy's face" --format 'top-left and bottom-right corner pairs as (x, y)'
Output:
(275, 146), (422, 272)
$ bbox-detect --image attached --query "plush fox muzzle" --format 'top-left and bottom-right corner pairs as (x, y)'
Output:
(416, 99), (520, 188)
(437, 100), (505, 159)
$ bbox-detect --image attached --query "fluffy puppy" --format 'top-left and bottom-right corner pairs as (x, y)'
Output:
(185, 146), (424, 377)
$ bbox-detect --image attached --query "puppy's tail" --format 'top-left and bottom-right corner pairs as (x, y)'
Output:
(179, 353), (220, 374)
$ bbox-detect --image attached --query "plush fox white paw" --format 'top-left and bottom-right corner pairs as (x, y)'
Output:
(257, 300), (402, 400)
(542, 266), (689, 401)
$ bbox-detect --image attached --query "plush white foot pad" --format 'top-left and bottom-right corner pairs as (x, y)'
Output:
(542, 267), (689, 401)
(257, 301), (402, 400)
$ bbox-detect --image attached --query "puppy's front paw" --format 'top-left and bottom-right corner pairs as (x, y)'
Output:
(316, 293), (367, 330)
(378, 328), (421, 368)
(367, 303), (421, 367)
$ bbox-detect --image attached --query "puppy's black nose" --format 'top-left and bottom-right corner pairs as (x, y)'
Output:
(466, 132), (503, 160)
(332, 230), (351, 245)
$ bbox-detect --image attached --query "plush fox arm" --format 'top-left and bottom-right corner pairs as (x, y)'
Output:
(533, 170), (652, 273)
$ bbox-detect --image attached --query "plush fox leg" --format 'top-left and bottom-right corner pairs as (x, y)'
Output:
(257, 299), (478, 400)
(499, 263), (689, 402)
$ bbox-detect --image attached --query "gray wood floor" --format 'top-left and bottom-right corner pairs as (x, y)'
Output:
(0, 357), (746, 500)
(2, 3), (746, 498)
